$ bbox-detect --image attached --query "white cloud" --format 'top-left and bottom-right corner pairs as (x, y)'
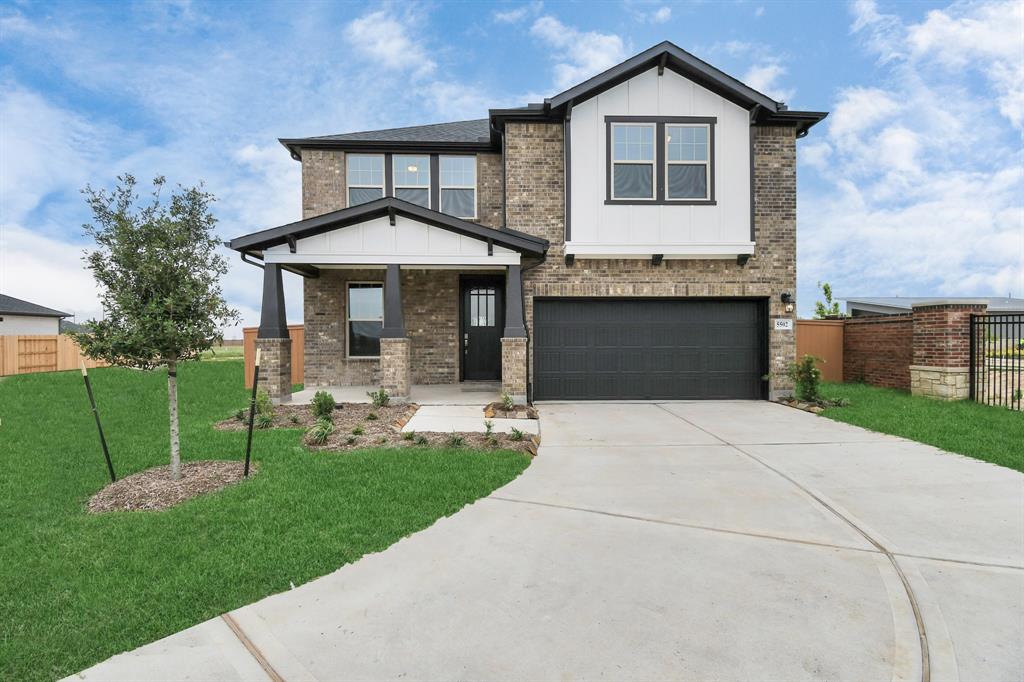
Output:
(343, 9), (437, 79)
(742, 61), (794, 103)
(529, 16), (628, 91)
(798, 0), (1024, 310)
(651, 6), (672, 23)
(493, 2), (543, 24)
(754, 6), (765, 18)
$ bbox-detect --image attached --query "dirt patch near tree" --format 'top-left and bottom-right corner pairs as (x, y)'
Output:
(88, 460), (255, 513)
(215, 403), (416, 432)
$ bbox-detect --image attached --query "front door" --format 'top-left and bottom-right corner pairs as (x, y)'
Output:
(461, 276), (504, 381)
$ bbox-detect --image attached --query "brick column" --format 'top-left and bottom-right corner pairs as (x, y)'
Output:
(501, 337), (527, 403)
(256, 337), (292, 403)
(379, 337), (411, 401)
(910, 300), (987, 400)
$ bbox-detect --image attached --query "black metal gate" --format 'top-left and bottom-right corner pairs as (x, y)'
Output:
(969, 313), (1023, 410)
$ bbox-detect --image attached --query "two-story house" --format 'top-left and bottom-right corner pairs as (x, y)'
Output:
(229, 41), (826, 403)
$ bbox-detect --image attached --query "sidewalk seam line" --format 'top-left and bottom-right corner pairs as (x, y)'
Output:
(221, 613), (286, 682)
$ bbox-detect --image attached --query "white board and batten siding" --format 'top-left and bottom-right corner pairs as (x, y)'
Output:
(262, 214), (520, 267)
(0, 315), (60, 335)
(569, 67), (753, 258)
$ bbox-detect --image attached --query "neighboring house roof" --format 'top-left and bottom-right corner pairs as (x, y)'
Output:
(281, 41), (828, 159)
(228, 196), (549, 258)
(844, 297), (1024, 314)
(59, 319), (92, 334)
(0, 294), (70, 318)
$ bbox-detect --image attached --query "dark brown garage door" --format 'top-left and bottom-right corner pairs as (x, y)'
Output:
(533, 299), (767, 400)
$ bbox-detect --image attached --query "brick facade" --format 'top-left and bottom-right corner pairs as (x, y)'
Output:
(303, 268), (460, 388)
(255, 337), (292, 402)
(843, 315), (913, 390)
(910, 301), (987, 400)
(295, 123), (799, 399)
(379, 337), (411, 399)
(505, 122), (798, 399)
(501, 337), (527, 401)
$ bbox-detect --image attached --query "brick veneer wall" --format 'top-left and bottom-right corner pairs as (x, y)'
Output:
(505, 122), (798, 398)
(303, 268), (459, 387)
(255, 337), (292, 401)
(912, 303), (985, 367)
(302, 149), (345, 219)
(843, 315), (913, 389)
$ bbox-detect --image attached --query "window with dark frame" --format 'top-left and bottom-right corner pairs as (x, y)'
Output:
(605, 116), (716, 205)
(347, 154), (385, 207)
(393, 154), (431, 208)
(439, 156), (477, 219)
(347, 282), (383, 357)
(468, 287), (496, 327)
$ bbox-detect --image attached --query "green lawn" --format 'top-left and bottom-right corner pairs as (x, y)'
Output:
(819, 382), (1024, 473)
(0, 361), (529, 681)
(198, 344), (244, 360)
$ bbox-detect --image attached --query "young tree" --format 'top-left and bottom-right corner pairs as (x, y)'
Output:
(71, 175), (238, 480)
(813, 281), (845, 319)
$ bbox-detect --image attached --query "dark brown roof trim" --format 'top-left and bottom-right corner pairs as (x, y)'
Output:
(228, 197), (549, 257)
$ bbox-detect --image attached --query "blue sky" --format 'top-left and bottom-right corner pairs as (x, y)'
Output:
(1, 0), (1022, 333)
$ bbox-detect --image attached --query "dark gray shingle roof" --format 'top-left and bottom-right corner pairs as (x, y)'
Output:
(0, 294), (70, 318)
(299, 119), (491, 144)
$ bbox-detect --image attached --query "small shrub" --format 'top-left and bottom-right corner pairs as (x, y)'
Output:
(483, 419), (494, 435)
(311, 390), (336, 420)
(485, 434), (499, 447)
(255, 413), (274, 430)
(501, 392), (515, 411)
(375, 436), (388, 445)
(445, 431), (465, 448)
(414, 434), (428, 446)
(352, 424), (365, 436)
(346, 435), (357, 445)
(255, 389), (274, 418)
(1013, 388), (1023, 403)
(289, 414), (300, 424)
(401, 430), (416, 441)
(509, 427), (525, 442)
(234, 409), (246, 422)
(306, 418), (334, 445)
(786, 354), (822, 402)
(367, 388), (390, 407)
(366, 411), (378, 421)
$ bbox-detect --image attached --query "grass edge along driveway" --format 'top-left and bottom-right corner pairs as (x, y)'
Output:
(0, 361), (530, 681)
(820, 381), (1023, 473)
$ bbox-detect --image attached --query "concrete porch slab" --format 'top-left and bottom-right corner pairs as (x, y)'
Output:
(402, 406), (539, 435)
(290, 382), (501, 406)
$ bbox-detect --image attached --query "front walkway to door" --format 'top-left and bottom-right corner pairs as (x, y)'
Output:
(68, 402), (1023, 681)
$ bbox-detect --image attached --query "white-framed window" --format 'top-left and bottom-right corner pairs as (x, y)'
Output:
(610, 123), (655, 200)
(346, 154), (384, 207)
(665, 124), (710, 200)
(346, 282), (383, 358)
(439, 155), (476, 219)
(393, 154), (430, 208)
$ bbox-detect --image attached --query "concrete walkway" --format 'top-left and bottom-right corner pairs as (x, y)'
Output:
(69, 402), (1024, 681)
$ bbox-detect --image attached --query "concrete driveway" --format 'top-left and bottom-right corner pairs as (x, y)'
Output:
(71, 402), (1024, 681)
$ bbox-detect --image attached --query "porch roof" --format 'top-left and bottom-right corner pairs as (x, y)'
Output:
(228, 197), (548, 259)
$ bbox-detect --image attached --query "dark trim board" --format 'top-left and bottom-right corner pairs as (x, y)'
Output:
(604, 116), (717, 206)
(532, 296), (769, 401)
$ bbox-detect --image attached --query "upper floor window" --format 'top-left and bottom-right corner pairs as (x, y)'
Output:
(666, 125), (709, 200)
(440, 156), (477, 219)
(611, 123), (655, 200)
(605, 116), (716, 205)
(393, 155), (430, 208)
(347, 154), (384, 207)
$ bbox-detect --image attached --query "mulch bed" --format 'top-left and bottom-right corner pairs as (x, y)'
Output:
(483, 402), (539, 420)
(777, 397), (849, 414)
(215, 402), (538, 455)
(88, 460), (255, 513)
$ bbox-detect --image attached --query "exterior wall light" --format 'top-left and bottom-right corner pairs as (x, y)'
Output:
(781, 292), (794, 313)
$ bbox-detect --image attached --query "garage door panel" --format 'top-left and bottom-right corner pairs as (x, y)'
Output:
(534, 299), (765, 400)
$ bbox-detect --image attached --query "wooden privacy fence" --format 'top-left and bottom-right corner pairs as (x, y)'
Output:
(0, 335), (107, 377)
(794, 320), (844, 382)
(243, 325), (305, 388)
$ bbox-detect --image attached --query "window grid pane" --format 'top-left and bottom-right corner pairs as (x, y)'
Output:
(348, 187), (383, 207)
(393, 155), (430, 187)
(346, 154), (384, 186)
(612, 124), (654, 161)
(348, 283), (383, 320)
(395, 187), (429, 208)
(667, 164), (708, 199)
(440, 156), (476, 187)
(613, 163), (653, 199)
(441, 188), (475, 218)
(469, 288), (495, 327)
